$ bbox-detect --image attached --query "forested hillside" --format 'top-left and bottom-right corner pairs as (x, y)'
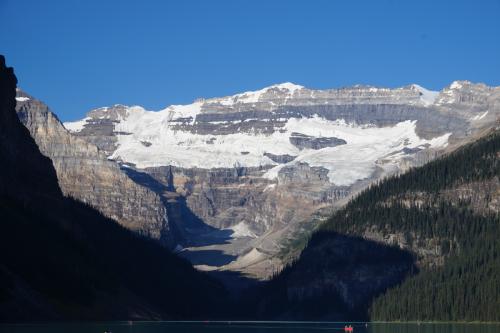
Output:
(253, 129), (499, 321)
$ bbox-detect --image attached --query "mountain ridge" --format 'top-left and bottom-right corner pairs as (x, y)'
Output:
(63, 80), (487, 125)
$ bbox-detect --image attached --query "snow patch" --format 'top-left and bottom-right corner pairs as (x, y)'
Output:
(471, 111), (489, 121)
(263, 183), (277, 192)
(227, 222), (257, 238)
(15, 96), (30, 102)
(64, 117), (91, 133)
(270, 82), (304, 93)
(225, 248), (264, 269)
(165, 102), (202, 124)
(206, 82), (304, 106)
(411, 84), (439, 106)
(450, 81), (464, 90)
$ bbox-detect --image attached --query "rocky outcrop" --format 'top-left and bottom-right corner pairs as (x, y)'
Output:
(361, 228), (446, 268)
(15, 91), (172, 246)
(277, 162), (330, 184)
(440, 178), (500, 214)
(289, 132), (346, 150)
(263, 153), (297, 164)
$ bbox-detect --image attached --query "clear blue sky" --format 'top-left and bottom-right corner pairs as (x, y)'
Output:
(1, 0), (499, 121)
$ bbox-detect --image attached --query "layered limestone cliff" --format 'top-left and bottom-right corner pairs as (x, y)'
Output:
(15, 90), (172, 245)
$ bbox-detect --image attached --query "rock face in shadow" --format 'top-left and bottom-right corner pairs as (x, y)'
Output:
(285, 234), (414, 309)
(263, 152), (297, 164)
(289, 132), (346, 150)
(15, 91), (172, 246)
(0, 58), (61, 200)
(245, 233), (415, 321)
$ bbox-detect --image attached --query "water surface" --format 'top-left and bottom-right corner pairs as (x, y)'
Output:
(0, 322), (498, 333)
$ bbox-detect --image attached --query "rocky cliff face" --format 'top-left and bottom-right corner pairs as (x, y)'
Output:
(62, 81), (500, 279)
(15, 91), (172, 246)
(0, 57), (61, 201)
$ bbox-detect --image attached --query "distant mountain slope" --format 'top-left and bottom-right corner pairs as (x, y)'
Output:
(62, 80), (500, 279)
(0, 55), (226, 321)
(250, 128), (499, 321)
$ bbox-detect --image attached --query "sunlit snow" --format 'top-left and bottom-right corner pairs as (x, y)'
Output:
(471, 111), (489, 121)
(64, 82), (452, 187)
(106, 107), (450, 187)
(63, 117), (91, 132)
(411, 84), (439, 106)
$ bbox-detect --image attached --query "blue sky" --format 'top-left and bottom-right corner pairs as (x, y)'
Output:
(1, 0), (499, 121)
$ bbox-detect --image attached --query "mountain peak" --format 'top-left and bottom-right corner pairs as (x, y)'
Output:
(268, 82), (305, 92)
(449, 80), (471, 90)
(409, 84), (439, 106)
(203, 82), (305, 106)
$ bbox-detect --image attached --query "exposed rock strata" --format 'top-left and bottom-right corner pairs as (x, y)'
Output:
(15, 91), (172, 245)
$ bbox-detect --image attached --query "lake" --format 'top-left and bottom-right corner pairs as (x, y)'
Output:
(0, 322), (498, 333)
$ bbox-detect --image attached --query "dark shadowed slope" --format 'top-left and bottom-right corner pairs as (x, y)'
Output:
(0, 58), (61, 200)
(0, 55), (227, 321)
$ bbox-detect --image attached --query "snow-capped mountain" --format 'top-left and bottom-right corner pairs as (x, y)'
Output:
(62, 81), (499, 278)
(62, 83), (457, 182)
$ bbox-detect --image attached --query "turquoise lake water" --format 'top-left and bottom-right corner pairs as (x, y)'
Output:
(0, 322), (498, 333)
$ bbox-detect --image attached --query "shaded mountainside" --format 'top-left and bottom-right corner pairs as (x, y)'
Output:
(248, 128), (499, 321)
(0, 56), (226, 321)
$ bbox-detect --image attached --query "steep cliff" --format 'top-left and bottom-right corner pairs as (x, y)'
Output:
(15, 91), (172, 246)
(0, 59), (61, 200)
